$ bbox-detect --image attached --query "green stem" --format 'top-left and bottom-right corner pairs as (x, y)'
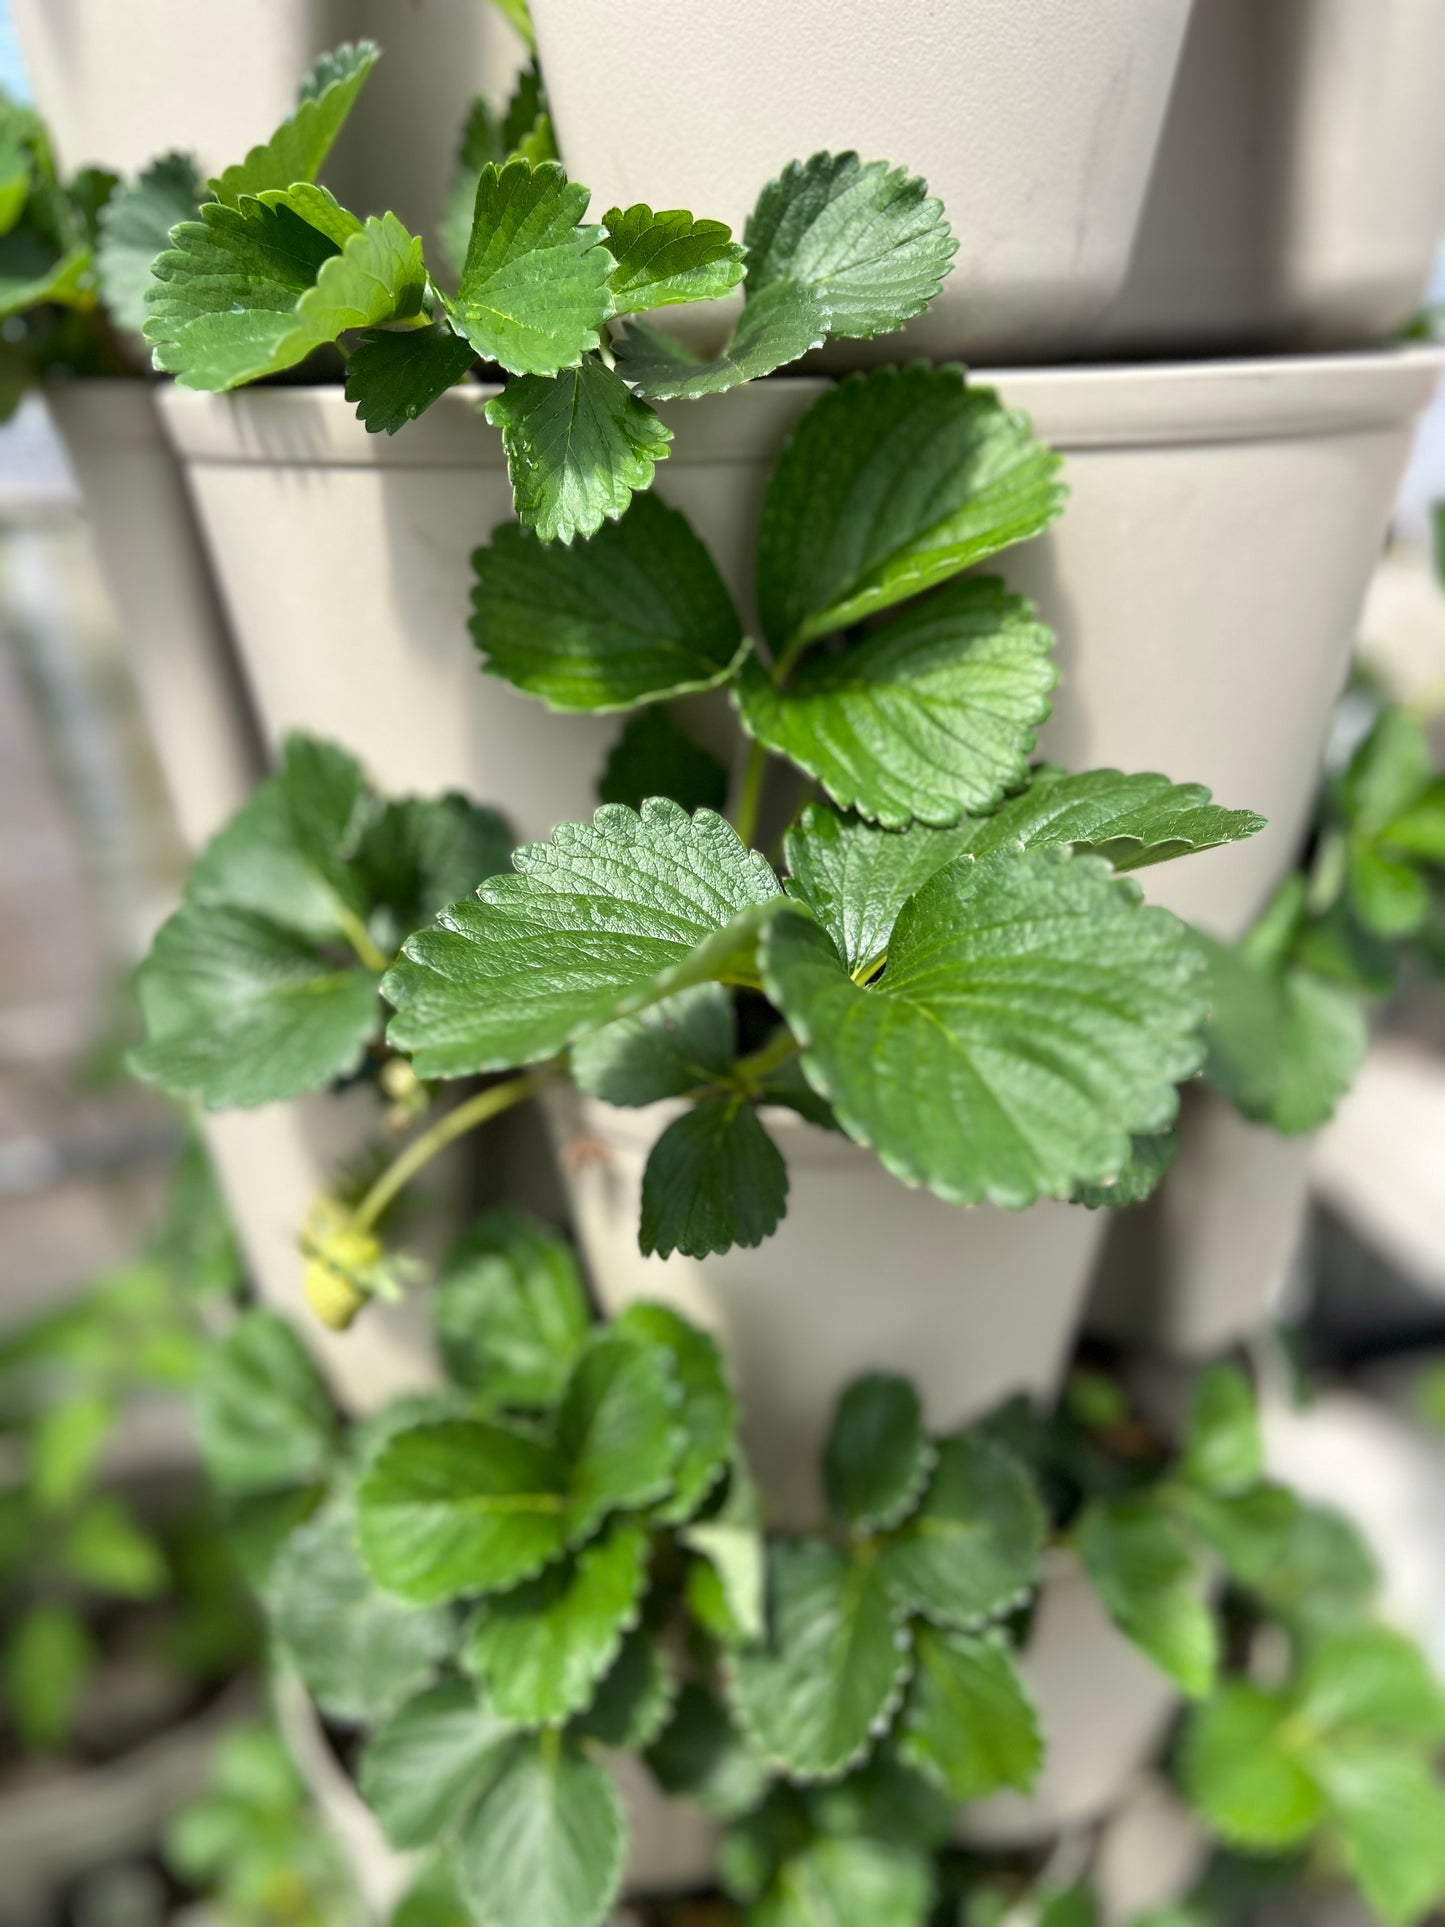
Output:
(731, 1027), (800, 1094)
(771, 631), (812, 688)
(333, 900), (389, 975)
(353, 1068), (555, 1233)
(732, 740), (769, 850)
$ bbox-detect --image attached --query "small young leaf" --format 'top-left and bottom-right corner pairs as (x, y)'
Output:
(383, 800), (782, 1079)
(573, 1627), (675, 1750)
(683, 1520), (767, 1646)
(195, 1312), (335, 1496)
(736, 580), (1055, 827)
(824, 1374), (934, 1536)
(1175, 1481), (1297, 1591)
(647, 1681), (772, 1818)
(268, 1505), (453, 1723)
(612, 280), (829, 401)
(470, 491), (743, 712)
(2, 1604), (94, 1750)
(757, 366), (1065, 654)
(957, 766), (1266, 872)
(463, 1519), (649, 1727)
(1311, 1742), (1445, 1927)
(743, 151), (956, 343)
(611, 1301), (737, 1523)
(784, 809), (972, 980)
(1181, 1365), (1263, 1498)
(1180, 1685), (1323, 1849)
(30, 1392), (114, 1511)
(899, 1626), (1041, 1802)
(60, 1496), (167, 1599)
(1200, 934), (1368, 1136)
(571, 982), (735, 1108)
(639, 1097), (789, 1258)
(762, 848), (1206, 1208)
(440, 66), (550, 277)
(1347, 842), (1429, 939)
(597, 707), (728, 815)
(359, 1680), (515, 1849)
(485, 359), (673, 544)
(210, 41), (378, 206)
(345, 319), (477, 434)
(1078, 1496), (1217, 1698)
(1337, 707), (1434, 838)
(434, 1209), (590, 1410)
(877, 1435), (1043, 1629)
(454, 1732), (625, 1927)
(443, 158), (613, 376)
(95, 150), (203, 332)
(754, 1836), (933, 1927)
(1293, 1627), (1445, 1745)
(554, 1330), (684, 1541)
(604, 202), (746, 314)
(727, 1541), (911, 1782)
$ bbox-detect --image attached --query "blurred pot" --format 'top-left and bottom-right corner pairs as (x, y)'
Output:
(986, 348), (1444, 940)
(1086, 1086), (1314, 1358)
(531, 0), (1192, 366)
(548, 1091), (1107, 1531)
(1098, 0), (1445, 354)
(43, 379), (263, 852)
(158, 380), (826, 838)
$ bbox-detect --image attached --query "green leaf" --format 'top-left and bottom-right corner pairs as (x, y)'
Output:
(440, 67), (550, 277)
(743, 151), (956, 344)
(211, 41), (378, 207)
(360, 1681), (515, 1849)
(443, 159), (613, 376)
(470, 491), (743, 711)
(639, 1096), (789, 1258)
(611, 1301), (737, 1523)
(484, 359), (673, 544)
(956, 765), (1266, 872)
(597, 707), (728, 814)
(1337, 707), (1434, 837)
(454, 1733), (624, 1927)
(2, 1604), (93, 1750)
(30, 1390), (114, 1510)
(346, 319), (477, 434)
(0, 227), (92, 317)
(737, 580), (1055, 827)
(683, 1519), (767, 1646)
(146, 191), (426, 392)
(554, 1330), (684, 1540)
(95, 150), (203, 332)
(762, 848), (1206, 1208)
(647, 1681), (771, 1817)
(463, 1519), (649, 1727)
(784, 809), (972, 980)
(899, 1626), (1041, 1802)
(571, 982), (735, 1108)
(757, 366), (1064, 654)
(824, 1374), (934, 1535)
(1347, 841), (1429, 939)
(391, 1861), (472, 1927)
(1312, 1742), (1445, 1927)
(1071, 1129), (1177, 1209)
(807, 1751), (955, 1852)
(755, 1837), (933, 1927)
(1079, 1497), (1216, 1697)
(1180, 1684), (1323, 1849)
(488, 0), (538, 54)
(61, 1496), (167, 1599)
(195, 1312), (335, 1496)
(728, 1541), (911, 1781)
(1176, 1482), (1298, 1591)
(268, 1506), (453, 1722)
(612, 280), (829, 401)
(1381, 776), (1445, 860)
(384, 800), (782, 1079)
(355, 793), (516, 949)
(1200, 934), (1368, 1136)
(604, 202), (746, 314)
(434, 1209), (590, 1410)
(877, 1435), (1043, 1629)
(1181, 1365), (1263, 1497)
(129, 903), (380, 1108)
(1294, 1627), (1445, 1745)
(1253, 1500), (1379, 1637)
(573, 1627), (675, 1749)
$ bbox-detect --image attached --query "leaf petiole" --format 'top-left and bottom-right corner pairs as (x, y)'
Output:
(330, 897), (389, 975)
(731, 740), (769, 849)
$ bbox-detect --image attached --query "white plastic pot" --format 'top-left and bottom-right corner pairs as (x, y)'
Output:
(158, 381), (826, 837)
(529, 0), (1192, 366)
(10, 1), (524, 265)
(44, 380), (263, 852)
(1085, 1087), (1315, 1358)
(1099, 0), (1445, 354)
(957, 1552), (1179, 1849)
(549, 1092), (1108, 1531)
(984, 349), (1444, 940)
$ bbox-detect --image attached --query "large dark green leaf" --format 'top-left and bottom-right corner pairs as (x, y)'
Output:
(784, 809), (972, 980)
(345, 319), (477, 434)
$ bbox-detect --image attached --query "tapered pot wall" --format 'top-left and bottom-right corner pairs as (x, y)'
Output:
(1099, 0), (1445, 354)
(158, 382), (827, 837)
(44, 381), (263, 851)
(1086, 1088), (1315, 1359)
(957, 1554), (1179, 1849)
(530, 0), (1192, 365)
(985, 350), (1443, 941)
(550, 1093), (1107, 1531)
